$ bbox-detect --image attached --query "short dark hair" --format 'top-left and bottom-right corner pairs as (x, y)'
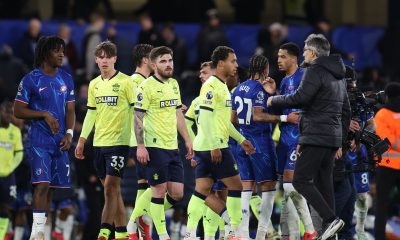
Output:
(211, 46), (235, 68)
(385, 82), (400, 100)
(33, 36), (65, 68)
(304, 34), (330, 57)
(132, 44), (153, 67)
(248, 54), (269, 79)
(94, 41), (117, 58)
(280, 42), (300, 57)
(149, 46), (173, 62)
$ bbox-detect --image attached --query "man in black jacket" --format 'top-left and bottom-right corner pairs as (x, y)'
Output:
(267, 34), (351, 240)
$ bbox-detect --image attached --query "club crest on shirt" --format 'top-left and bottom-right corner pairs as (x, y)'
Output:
(137, 93), (143, 101)
(256, 91), (264, 104)
(173, 85), (179, 94)
(60, 85), (67, 92)
(112, 83), (120, 92)
(206, 91), (213, 100)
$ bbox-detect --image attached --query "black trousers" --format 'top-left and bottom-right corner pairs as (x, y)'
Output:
(293, 144), (338, 223)
(375, 166), (400, 240)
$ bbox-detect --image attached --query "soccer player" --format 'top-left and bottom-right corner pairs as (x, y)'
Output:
(132, 46), (193, 240)
(75, 41), (134, 240)
(127, 43), (154, 240)
(188, 46), (254, 240)
(185, 61), (229, 240)
(231, 54), (296, 240)
(14, 36), (75, 240)
(275, 43), (317, 240)
(0, 101), (23, 240)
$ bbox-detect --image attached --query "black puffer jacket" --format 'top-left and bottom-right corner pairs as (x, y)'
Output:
(272, 55), (351, 147)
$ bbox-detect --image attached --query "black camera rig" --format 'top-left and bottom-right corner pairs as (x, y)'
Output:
(344, 65), (391, 172)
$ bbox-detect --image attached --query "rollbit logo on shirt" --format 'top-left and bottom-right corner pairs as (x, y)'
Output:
(95, 96), (119, 106)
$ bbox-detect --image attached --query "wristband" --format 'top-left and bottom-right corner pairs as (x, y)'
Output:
(280, 115), (288, 122)
(66, 129), (74, 138)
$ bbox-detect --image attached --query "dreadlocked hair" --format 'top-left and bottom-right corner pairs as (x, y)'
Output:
(248, 54), (269, 80)
(33, 36), (65, 68)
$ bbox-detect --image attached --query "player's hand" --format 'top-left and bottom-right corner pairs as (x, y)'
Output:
(43, 112), (60, 134)
(60, 133), (72, 151)
(190, 159), (197, 167)
(287, 112), (300, 124)
(349, 120), (360, 132)
(181, 104), (188, 112)
(185, 141), (194, 160)
(211, 148), (222, 164)
(241, 140), (255, 155)
(335, 147), (343, 160)
(267, 96), (273, 107)
(75, 138), (86, 160)
(261, 77), (276, 95)
(137, 144), (150, 165)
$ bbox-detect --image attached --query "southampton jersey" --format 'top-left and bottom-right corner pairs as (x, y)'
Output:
(232, 79), (271, 137)
(193, 75), (233, 151)
(15, 68), (75, 148)
(87, 71), (135, 146)
(279, 68), (303, 146)
(134, 75), (182, 150)
(129, 72), (147, 147)
(0, 124), (23, 177)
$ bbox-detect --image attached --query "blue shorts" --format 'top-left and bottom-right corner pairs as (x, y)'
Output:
(146, 147), (183, 186)
(276, 142), (297, 175)
(28, 146), (71, 187)
(353, 171), (370, 193)
(236, 135), (278, 182)
(211, 180), (227, 191)
(11, 188), (32, 210)
(0, 173), (17, 205)
(130, 147), (146, 181)
(94, 145), (129, 179)
(194, 148), (239, 180)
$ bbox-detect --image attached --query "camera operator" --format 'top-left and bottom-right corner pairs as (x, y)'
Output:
(374, 82), (400, 240)
(332, 66), (377, 240)
(267, 33), (351, 240)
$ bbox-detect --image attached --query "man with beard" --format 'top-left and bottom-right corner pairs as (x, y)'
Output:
(131, 46), (193, 240)
(14, 36), (75, 240)
(75, 41), (134, 240)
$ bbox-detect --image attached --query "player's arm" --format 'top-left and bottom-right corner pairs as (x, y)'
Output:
(227, 121), (255, 155)
(252, 107), (299, 124)
(134, 110), (150, 165)
(14, 101), (60, 134)
(177, 109), (194, 159)
(184, 101), (197, 141)
(60, 101), (76, 151)
(185, 117), (195, 141)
